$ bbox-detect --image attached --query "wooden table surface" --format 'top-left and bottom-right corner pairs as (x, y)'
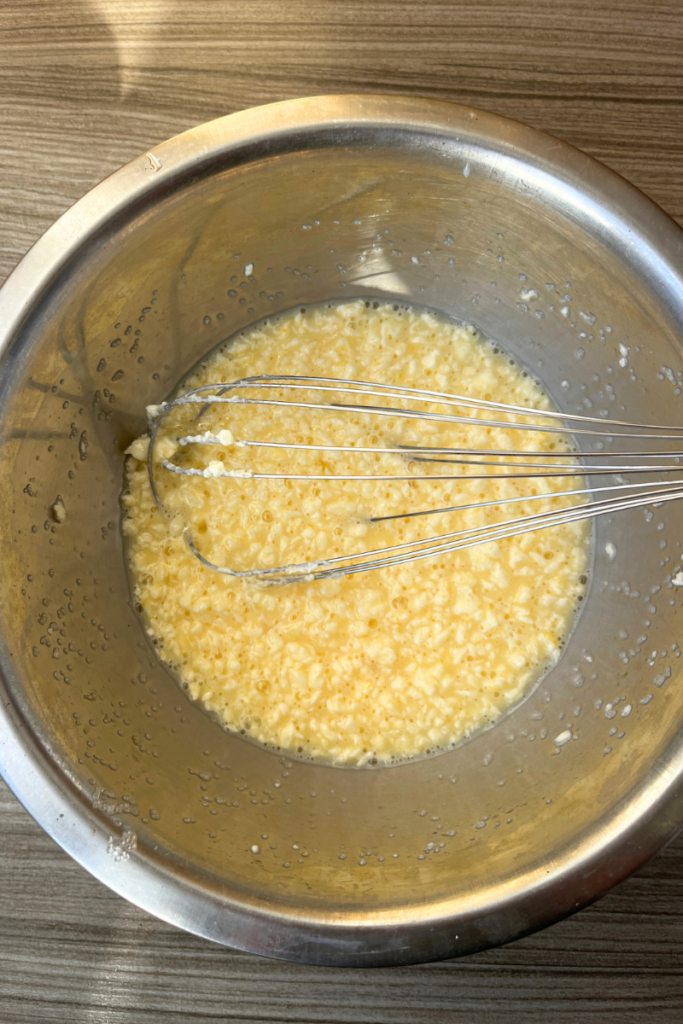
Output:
(1, 2), (683, 1020)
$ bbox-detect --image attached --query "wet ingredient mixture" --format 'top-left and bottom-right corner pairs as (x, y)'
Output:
(122, 300), (590, 765)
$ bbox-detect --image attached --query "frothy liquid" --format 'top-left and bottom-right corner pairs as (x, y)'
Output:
(122, 300), (589, 765)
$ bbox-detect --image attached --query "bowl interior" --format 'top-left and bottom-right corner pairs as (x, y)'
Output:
(1, 98), (683, 964)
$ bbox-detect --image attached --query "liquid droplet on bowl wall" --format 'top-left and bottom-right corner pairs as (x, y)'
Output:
(51, 495), (66, 523)
(106, 825), (137, 862)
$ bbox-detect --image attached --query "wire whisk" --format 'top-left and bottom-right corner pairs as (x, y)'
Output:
(146, 375), (683, 584)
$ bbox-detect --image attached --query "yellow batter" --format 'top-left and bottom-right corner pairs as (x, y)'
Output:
(122, 300), (589, 765)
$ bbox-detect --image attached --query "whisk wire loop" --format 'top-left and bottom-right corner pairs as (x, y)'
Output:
(146, 375), (683, 582)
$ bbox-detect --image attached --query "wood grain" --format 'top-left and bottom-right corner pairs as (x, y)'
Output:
(1, 1), (683, 1020)
(1, 0), (682, 286)
(2, 778), (683, 1023)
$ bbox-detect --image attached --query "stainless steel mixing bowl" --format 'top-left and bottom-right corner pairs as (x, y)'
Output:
(1, 95), (683, 968)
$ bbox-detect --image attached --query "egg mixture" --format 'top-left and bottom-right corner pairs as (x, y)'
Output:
(122, 300), (590, 765)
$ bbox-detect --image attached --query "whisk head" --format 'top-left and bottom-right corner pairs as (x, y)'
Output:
(145, 375), (683, 583)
